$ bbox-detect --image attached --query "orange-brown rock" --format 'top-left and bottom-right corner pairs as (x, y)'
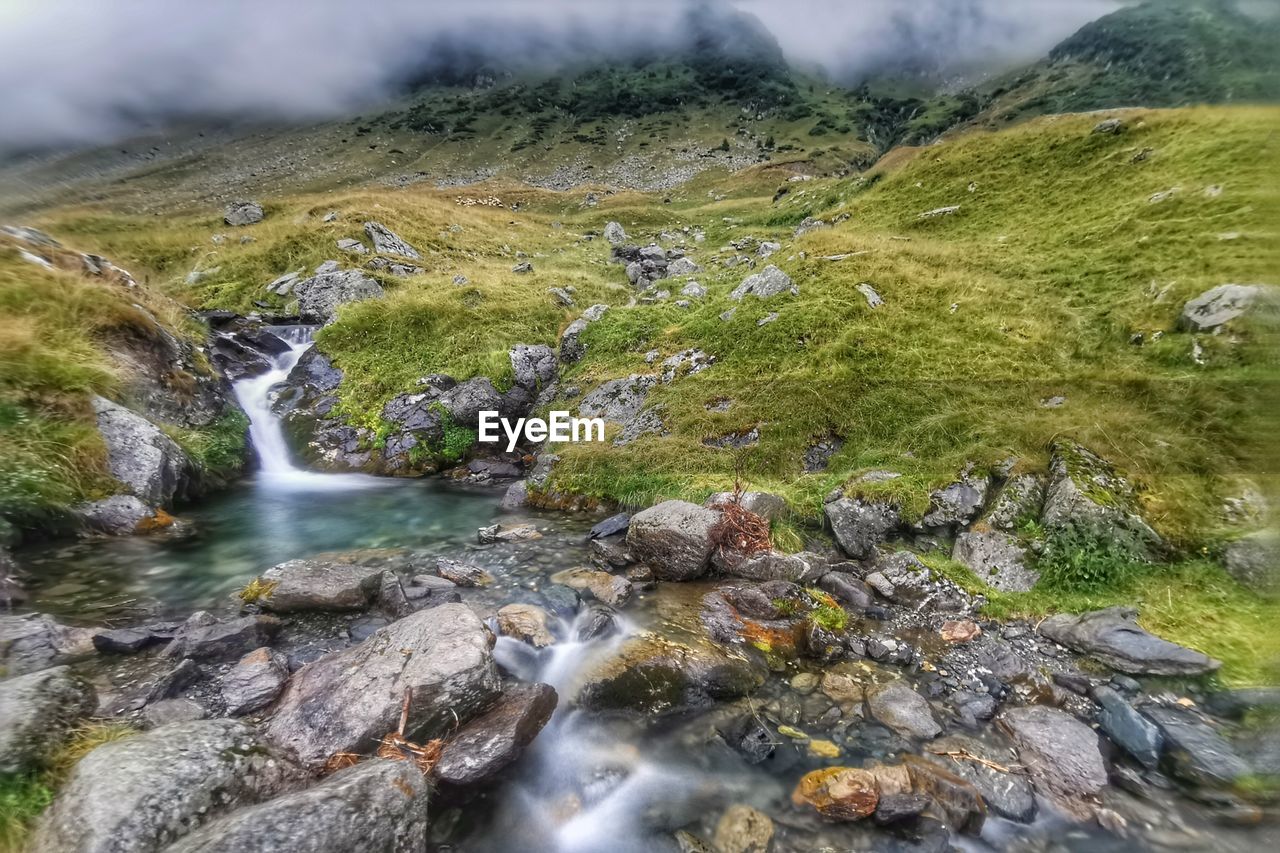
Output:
(791, 767), (879, 820)
(940, 619), (982, 643)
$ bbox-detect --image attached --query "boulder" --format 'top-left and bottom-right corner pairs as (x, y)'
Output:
(560, 304), (609, 363)
(263, 604), (501, 769)
(224, 201), (264, 226)
(1224, 530), (1278, 596)
(143, 698), (207, 728)
(920, 475), (989, 529)
(999, 706), (1107, 807)
(603, 221), (628, 246)
(0, 613), (96, 675)
(627, 500), (721, 581)
(1143, 706), (1250, 786)
(1093, 686), (1162, 769)
(439, 377), (504, 428)
(165, 759), (428, 853)
(926, 734), (1035, 823)
(952, 531), (1038, 592)
(1040, 441), (1162, 560)
(221, 648), (289, 715)
(729, 265), (797, 301)
(824, 498), (900, 561)
(363, 221), (421, 259)
(1178, 284), (1269, 332)
(0, 666), (96, 774)
(705, 491), (787, 521)
(33, 720), (280, 853)
(1038, 607), (1220, 676)
(510, 344), (558, 391)
(867, 681), (942, 740)
(292, 270), (384, 324)
(166, 613), (282, 662)
(76, 495), (166, 536)
(94, 626), (158, 654)
(435, 683), (558, 787)
(723, 551), (826, 584)
(92, 396), (191, 507)
(790, 767), (879, 821)
(667, 257), (701, 276)
(578, 633), (764, 716)
(818, 571), (876, 611)
(497, 603), (557, 648)
(985, 474), (1045, 532)
(258, 559), (385, 612)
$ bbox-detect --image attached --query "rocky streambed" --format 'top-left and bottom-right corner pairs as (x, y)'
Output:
(2, 482), (1276, 852)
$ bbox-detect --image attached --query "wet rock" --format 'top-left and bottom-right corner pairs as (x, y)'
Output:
(560, 304), (609, 363)
(575, 605), (617, 642)
(166, 613), (282, 662)
(293, 269), (384, 324)
(1041, 441), (1162, 560)
(264, 604), (500, 769)
(723, 551), (826, 584)
(549, 568), (632, 607)
(901, 755), (985, 833)
(590, 537), (634, 570)
(1178, 284), (1270, 332)
(824, 498), (901, 560)
(497, 603), (556, 648)
(1224, 530), (1278, 596)
(92, 396), (191, 507)
(1093, 686), (1162, 769)
(93, 626), (158, 654)
(435, 558), (494, 587)
(258, 559), (385, 612)
(33, 720), (280, 853)
(868, 681), (942, 739)
(147, 659), (203, 701)
(363, 221), (421, 259)
(0, 613), (96, 675)
(952, 531), (1037, 593)
(817, 571), (875, 612)
(940, 620), (981, 644)
(713, 804), (774, 853)
(589, 513), (631, 539)
(874, 792), (930, 825)
(579, 633), (764, 716)
(729, 265), (797, 301)
(540, 584), (580, 619)
(1143, 706), (1250, 787)
(0, 666), (96, 774)
(1038, 607), (1220, 676)
(435, 683), (558, 788)
(627, 500), (721, 581)
(1000, 705), (1107, 811)
(76, 495), (171, 536)
(478, 523), (542, 544)
(721, 715), (776, 764)
(221, 647), (289, 716)
(791, 767), (879, 820)
(165, 758), (427, 853)
(926, 734), (1035, 823)
(142, 698), (207, 728)
(224, 201), (264, 226)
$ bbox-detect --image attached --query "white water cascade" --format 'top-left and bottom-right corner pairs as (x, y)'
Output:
(231, 326), (383, 491)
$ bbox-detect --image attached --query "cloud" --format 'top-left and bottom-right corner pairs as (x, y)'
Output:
(0, 0), (1119, 151)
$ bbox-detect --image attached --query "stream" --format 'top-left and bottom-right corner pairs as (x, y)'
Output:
(12, 333), (1271, 852)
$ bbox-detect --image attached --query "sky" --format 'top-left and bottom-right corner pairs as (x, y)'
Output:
(0, 0), (1119, 151)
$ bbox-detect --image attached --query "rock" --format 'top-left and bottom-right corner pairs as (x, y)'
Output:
(818, 571), (875, 611)
(142, 698), (207, 728)
(510, 343), (558, 391)
(926, 734), (1035, 823)
(93, 627), (158, 654)
(1224, 530), (1278, 595)
(725, 551), (826, 584)
(76, 495), (163, 535)
(224, 201), (264, 226)
(292, 269), (384, 324)
(1041, 441), (1162, 560)
(794, 217), (828, 237)
(165, 759), (428, 853)
(999, 705), (1107, 808)
(439, 377), (504, 428)
(681, 281), (707, 299)
(549, 568), (632, 607)
(604, 221), (628, 246)
(263, 604), (501, 769)
(1038, 607), (1220, 676)
(1093, 686), (1162, 769)
(705, 491), (787, 521)
(363, 221), (421, 259)
(1143, 706), (1250, 786)
(33, 720), (278, 853)
(92, 396), (191, 507)
(512, 262), (534, 274)
(221, 647), (289, 715)
(579, 633), (763, 716)
(824, 498), (901, 561)
(919, 205), (961, 219)
(1178, 284), (1269, 332)
(757, 241), (781, 258)
(435, 683), (558, 787)
(667, 257), (701, 276)
(952, 531), (1038, 592)
(335, 238), (367, 255)
(478, 523), (542, 544)
(868, 681), (942, 740)
(940, 620), (981, 643)
(921, 475), (989, 529)
(167, 613), (282, 662)
(560, 304), (609, 363)
(589, 513), (631, 539)
(791, 767), (879, 821)
(713, 804), (774, 853)
(434, 557), (494, 587)
(497, 603), (557, 648)
(856, 282), (884, 308)
(0, 613), (96, 675)
(501, 480), (528, 509)
(729, 265), (797, 301)
(0, 666), (95, 774)
(985, 474), (1045, 532)
(1092, 118), (1125, 134)
(626, 500), (721, 581)
(147, 659), (203, 701)
(548, 286), (575, 307)
(874, 793), (929, 825)
(258, 559), (385, 612)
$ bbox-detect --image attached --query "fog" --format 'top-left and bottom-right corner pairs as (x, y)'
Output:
(0, 0), (1120, 151)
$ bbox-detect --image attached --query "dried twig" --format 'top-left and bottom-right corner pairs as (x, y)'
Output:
(927, 746), (1020, 774)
